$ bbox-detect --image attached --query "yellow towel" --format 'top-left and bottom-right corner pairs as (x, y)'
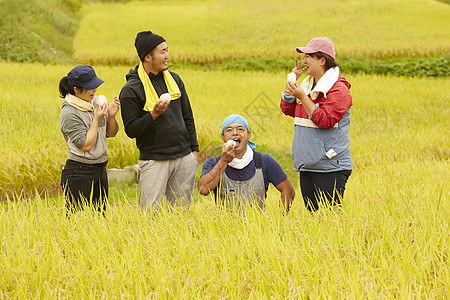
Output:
(137, 63), (181, 111)
(65, 94), (94, 112)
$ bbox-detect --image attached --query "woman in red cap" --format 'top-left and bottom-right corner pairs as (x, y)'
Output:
(280, 37), (353, 212)
(59, 65), (120, 216)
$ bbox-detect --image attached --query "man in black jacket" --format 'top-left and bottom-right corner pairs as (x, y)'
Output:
(120, 30), (199, 212)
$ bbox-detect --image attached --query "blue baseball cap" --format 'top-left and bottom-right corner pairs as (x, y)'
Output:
(67, 65), (104, 89)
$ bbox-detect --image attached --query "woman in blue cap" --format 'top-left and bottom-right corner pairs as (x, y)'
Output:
(59, 65), (120, 216)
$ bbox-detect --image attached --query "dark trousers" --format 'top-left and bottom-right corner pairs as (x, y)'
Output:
(300, 170), (351, 212)
(60, 159), (108, 216)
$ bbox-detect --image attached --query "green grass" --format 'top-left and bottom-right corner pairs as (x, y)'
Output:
(176, 56), (450, 77)
(0, 0), (80, 63)
(0, 0), (137, 63)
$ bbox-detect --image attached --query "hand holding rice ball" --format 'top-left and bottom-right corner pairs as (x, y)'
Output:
(282, 73), (297, 103)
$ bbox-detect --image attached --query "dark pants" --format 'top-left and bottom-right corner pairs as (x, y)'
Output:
(300, 170), (351, 212)
(60, 159), (108, 216)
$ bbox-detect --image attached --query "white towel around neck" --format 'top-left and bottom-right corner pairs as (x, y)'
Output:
(228, 145), (253, 169)
(299, 66), (340, 100)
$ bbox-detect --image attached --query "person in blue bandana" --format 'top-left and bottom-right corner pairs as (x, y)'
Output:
(198, 114), (295, 213)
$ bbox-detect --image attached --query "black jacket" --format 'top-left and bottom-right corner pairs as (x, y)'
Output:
(119, 65), (199, 160)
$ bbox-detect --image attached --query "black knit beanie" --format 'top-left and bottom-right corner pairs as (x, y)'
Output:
(135, 30), (166, 61)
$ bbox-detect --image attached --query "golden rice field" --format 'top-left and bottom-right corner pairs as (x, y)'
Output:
(1, 0), (449, 297)
(74, 0), (450, 65)
(1, 187), (448, 298)
(1, 62), (448, 199)
(1, 60), (449, 297)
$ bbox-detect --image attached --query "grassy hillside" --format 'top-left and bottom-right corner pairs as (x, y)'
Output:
(0, 0), (135, 63)
(0, 0), (81, 63)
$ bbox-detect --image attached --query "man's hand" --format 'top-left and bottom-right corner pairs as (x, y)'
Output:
(220, 143), (236, 164)
(275, 178), (296, 214)
(198, 143), (235, 196)
(150, 99), (170, 120)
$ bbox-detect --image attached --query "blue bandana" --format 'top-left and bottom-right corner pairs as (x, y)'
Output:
(221, 114), (256, 150)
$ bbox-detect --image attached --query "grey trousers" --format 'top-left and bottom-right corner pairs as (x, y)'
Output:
(138, 152), (198, 212)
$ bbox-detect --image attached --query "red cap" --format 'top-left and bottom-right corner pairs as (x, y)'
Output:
(296, 37), (336, 59)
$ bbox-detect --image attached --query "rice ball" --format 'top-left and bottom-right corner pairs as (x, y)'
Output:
(160, 93), (171, 102)
(287, 72), (296, 83)
(225, 140), (236, 149)
(96, 95), (108, 108)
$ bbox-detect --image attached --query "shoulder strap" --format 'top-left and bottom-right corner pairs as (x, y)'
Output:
(254, 151), (262, 169)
